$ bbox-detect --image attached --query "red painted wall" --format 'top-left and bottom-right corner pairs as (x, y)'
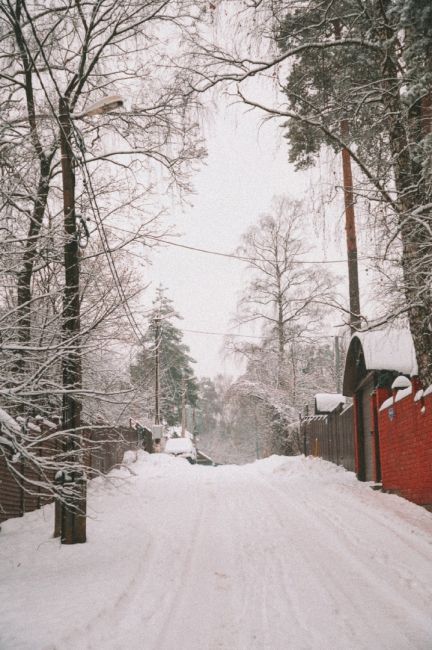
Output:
(377, 389), (432, 506)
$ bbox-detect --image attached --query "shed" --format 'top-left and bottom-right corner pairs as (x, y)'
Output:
(342, 327), (417, 482)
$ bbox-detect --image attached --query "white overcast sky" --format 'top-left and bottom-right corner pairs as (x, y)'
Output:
(145, 94), (360, 379)
(149, 105), (294, 378)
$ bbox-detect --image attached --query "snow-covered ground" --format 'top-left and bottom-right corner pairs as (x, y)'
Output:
(1, 453), (432, 650)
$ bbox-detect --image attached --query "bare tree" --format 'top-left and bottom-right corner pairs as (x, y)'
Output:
(235, 196), (335, 389)
(0, 0), (207, 520)
(221, 196), (337, 456)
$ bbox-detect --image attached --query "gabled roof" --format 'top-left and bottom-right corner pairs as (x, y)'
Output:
(343, 327), (418, 396)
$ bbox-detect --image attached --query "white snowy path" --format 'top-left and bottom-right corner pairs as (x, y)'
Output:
(1, 454), (432, 650)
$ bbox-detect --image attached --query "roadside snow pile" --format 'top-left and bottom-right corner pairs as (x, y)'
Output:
(1, 452), (432, 650)
(251, 454), (358, 484)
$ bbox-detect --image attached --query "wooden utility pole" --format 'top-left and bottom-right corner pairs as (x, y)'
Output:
(59, 96), (86, 544)
(334, 20), (361, 332)
(154, 314), (161, 425)
(56, 95), (123, 544)
(181, 373), (187, 437)
(340, 119), (361, 332)
(335, 335), (342, 393)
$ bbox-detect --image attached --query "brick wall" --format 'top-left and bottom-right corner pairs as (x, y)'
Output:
(378, 389), (432, 507)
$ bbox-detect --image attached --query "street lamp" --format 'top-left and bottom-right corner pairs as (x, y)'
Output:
(58, 94), (123, 544)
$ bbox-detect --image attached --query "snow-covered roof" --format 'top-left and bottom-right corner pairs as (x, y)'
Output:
(356, 328), (417, 375)
(164, 437), (195, 454)
(343, 327), (418, 396)
(315, 393), (346, 414)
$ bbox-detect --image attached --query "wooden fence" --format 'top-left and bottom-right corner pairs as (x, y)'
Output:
(0, 422), (146, 526)
(300, 404), (355, 472)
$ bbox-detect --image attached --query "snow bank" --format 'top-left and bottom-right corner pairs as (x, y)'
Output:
(252, 454), (359, 485)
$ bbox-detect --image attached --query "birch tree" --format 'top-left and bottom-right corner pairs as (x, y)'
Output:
(235, 196), (334, 389)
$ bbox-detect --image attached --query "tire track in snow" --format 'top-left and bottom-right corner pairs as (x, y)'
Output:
(252, 467), (432, 649)
(151, 468), (255, 650)
(150, 484), (207, 650)
(20, 456), (432, 650)
(302, 481), (432, 602)
(235, 469), (350, 650)
(230, 473), (315, 650)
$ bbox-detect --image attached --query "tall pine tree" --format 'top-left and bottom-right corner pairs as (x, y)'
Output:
(276, 0), (432, 382)
(130, 288), (198, 426)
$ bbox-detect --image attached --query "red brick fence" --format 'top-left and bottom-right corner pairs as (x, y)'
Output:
(378, 386), (432, 507)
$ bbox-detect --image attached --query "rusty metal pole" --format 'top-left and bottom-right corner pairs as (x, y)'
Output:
(59, 97), (86, 544)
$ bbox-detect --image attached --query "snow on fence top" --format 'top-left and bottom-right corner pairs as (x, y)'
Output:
(315, 393), (346, 413)
(379, 385), (413, 411)
(380, 381), (432, 411)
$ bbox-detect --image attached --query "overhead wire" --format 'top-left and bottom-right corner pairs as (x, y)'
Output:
(181, 328), (338, 340)
(72, 127), (147, 345)
(105, 224), (376, 266)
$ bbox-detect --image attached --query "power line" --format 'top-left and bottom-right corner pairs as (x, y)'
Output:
(143, 234), (368, 265)
(181, 327), (338, 340)
(105, 224), (373, 266)
(73, 132), (146, 345)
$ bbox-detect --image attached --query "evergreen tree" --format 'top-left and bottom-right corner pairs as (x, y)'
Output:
(196, 377), (221, 435)
(276, 0), (432, 382)
(130, 288), (198, 426)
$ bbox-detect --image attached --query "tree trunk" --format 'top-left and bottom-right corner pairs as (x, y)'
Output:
(380, 9), (432, 384)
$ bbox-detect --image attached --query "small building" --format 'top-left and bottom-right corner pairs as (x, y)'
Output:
(343, 327), (418, 484)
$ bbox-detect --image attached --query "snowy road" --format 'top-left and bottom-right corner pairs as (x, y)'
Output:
(1, 453), (432, 650)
